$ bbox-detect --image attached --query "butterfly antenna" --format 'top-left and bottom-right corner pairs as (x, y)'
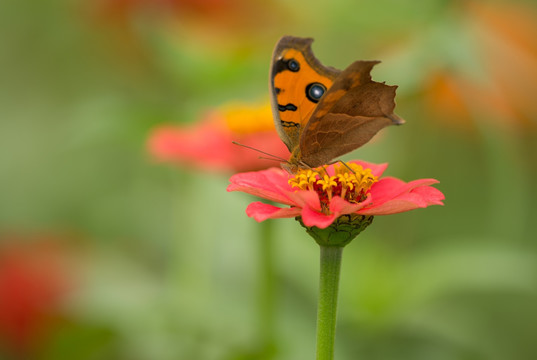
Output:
(339, 160), (356, 173)
(231, 141), (288, 162)
(328, 160), (356, 174)
(258, 156), (283, 162)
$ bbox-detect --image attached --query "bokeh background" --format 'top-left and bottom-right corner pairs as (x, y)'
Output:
(1, 0), (536, 359)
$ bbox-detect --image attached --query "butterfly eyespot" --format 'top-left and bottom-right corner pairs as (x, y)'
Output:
(287, 59), (300, 72)
(306, 83), (326, 103)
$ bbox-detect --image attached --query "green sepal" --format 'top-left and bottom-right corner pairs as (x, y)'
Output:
(297, 214), (374, 247)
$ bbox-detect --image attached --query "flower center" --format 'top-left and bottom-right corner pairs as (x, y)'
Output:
(288, 162), (378, 212)
(223, 102), (275, 134)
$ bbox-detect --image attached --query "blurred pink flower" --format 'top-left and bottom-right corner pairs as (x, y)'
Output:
(0, 239), (71, 358)
(227, 161), (444, 229)
(147, 102), (290, 172)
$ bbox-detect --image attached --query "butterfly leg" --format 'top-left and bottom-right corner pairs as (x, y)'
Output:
(328, 160), (356, 174)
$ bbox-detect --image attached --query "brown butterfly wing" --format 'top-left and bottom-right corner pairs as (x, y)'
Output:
(300, 60), (404, 168)
(269, 36), (341, 153)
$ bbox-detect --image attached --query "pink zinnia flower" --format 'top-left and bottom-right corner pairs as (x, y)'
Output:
(147, 102), (290, 172)
(227, 160), (444, 229)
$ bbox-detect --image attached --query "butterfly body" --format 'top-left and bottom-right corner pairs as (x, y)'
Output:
(269, 36), (404, 172)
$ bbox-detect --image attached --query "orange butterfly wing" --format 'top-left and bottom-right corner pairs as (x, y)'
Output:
(269, 36), (340, 153)
(269, 36), (403, 170)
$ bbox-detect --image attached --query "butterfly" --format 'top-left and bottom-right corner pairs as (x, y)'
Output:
(269, 36), (404, 172)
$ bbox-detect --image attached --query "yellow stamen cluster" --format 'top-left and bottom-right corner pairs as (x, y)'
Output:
(223, 102), (275, 134)
(289, 162), (378, 210)
(288, 169), (318, 190)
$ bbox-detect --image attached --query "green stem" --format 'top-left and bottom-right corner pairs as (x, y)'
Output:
(316, 245), (344, 360)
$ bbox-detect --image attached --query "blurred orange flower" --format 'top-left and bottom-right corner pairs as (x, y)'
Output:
(424, 1), (537, 131)
(0, 238), (72, 358)
(147, 101), (290, 172)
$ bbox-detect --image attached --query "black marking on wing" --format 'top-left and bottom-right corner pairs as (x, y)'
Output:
(281, 121), (300, 128)
(278, 103), (298, 112)
(275, 87), (282, 94)
(272, 58), (288, 75)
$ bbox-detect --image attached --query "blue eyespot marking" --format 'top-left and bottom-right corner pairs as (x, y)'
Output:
(306, 83), (326, 103)
(287, 59), (300, 72)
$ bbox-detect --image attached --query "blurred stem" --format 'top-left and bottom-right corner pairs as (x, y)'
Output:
(467, 102), (529, 241)
(258, 219), (277, 358)
(316, 245), (343, 360)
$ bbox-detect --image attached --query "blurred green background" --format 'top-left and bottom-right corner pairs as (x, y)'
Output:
(1, 0), (536, 359)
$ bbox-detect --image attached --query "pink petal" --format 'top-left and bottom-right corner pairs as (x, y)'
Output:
(329, 196), (367, 215)
(288, 191), (336, 229)
(359, 177), (444, 215)
(288, 190), (321, 211)
(246, 202), (301, 221)
(300, 206), (338, 229)
(298, 195), (366, 229)
(411, 186), (445, 205)
(227, 168), (296, 205)
(368, 177), (440, 205)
